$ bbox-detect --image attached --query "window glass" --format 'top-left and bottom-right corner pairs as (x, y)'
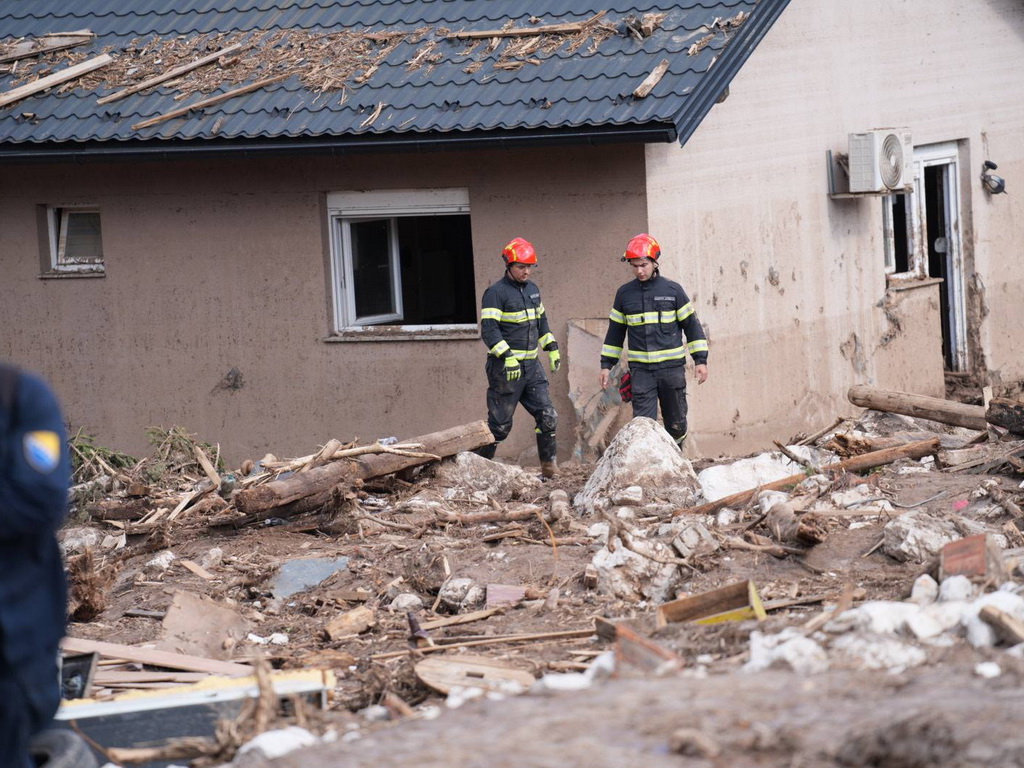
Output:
(61, 210), (103, 264)
(350, 219), (395, 319)
(330, 191), (476, 331)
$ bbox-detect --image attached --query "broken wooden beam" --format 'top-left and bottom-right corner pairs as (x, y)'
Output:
(848, 384), (987, 430)
(0, 53), (113, 109)
(0, 31), (95, 65)
(234, 420), (493, 517)
(97, 42), (245, 105)
(676, 438), (940, 517)
(61, 637), (252, 677)
(446, 11), (607, 40)
(633, 58), (669, 98)
(131, 72), (290, 131)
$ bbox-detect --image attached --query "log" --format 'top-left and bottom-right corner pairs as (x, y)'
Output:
(848, 385), (986, 430)
(987, 398), (1024, 436)
(234, 420), (493, 516)
(676, 438), (940, 517)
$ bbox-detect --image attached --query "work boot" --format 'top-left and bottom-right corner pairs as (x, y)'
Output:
(541, 460), (558, 479)
(475, 442), (498, 460)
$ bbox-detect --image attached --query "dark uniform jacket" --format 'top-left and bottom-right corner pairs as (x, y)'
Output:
(0, 365), (69, 675)
(600, 273), (709, 371)
(480, 274), (557, 360)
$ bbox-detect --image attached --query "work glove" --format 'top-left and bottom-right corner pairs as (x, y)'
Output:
(618, 371), (633, 403)
(548, 349), (561, 373)
(504, 356), (522, 381)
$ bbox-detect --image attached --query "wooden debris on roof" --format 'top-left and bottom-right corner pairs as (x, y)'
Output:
(0, 52), (112, 108)
(445, 11), (607, 40)
(2, 13), (633, 109)
(96, 42), (245, 104)
(633, 58), (669, 98)
(0, 30), (95, 64)
(130, 72), (290, 131)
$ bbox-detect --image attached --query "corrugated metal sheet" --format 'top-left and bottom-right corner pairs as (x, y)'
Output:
(0, 0), (790, 156)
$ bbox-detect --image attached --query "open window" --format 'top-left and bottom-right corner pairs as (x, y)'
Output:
(42, 206), (105, 276)
(327, 189), (477, 335)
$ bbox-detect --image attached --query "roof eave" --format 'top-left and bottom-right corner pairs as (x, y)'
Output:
(0, 122), (678, 164)
(672, 0), (792, 146)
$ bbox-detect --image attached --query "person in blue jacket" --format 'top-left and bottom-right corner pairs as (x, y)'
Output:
(0, 362), (71, 768)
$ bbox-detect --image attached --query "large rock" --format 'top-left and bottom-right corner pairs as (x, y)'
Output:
(575, 418), (699, 514)
(589, 537), (680, 604)
(431, 452), (542, 500)
(698, 445), (834, 502)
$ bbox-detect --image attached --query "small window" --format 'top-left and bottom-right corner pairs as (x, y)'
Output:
(45, 207), (105, 276)
(328, 189), (477, 332)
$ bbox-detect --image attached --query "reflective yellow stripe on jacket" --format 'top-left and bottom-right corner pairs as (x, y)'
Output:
(627, 345), (687, 364)
(482, 305), (546, 324)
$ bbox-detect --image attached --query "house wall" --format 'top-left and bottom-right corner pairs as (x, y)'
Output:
(0, 145), (646, 465)
(646, 0), (1024, 457)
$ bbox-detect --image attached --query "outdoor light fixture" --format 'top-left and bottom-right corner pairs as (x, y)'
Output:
(981, 160), (1007, 195)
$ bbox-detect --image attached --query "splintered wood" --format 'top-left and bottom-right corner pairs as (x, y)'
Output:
(0, 15), (624, 105)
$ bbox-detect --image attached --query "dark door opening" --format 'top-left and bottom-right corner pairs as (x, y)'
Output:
(924, 165), (953, 370)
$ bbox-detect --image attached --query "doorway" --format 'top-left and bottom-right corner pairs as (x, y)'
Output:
(912, 143), (966, 371)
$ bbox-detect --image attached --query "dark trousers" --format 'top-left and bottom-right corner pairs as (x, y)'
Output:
(0, 654), (60, 768)
(480, 357), (558, 462)
(630, 365), (688, 444)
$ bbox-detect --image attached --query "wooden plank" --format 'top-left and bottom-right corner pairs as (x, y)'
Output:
(0, 53), (113, 109)
(419, 607), (500, 631)
(93, 671), (208, 685)
(415, 655), (535, 694)
(131, 73), (291, 131)
(446, 11), (606, 40)
(848, 384), (987, 430)
(0, 33), (94, 65)
(633, 58), (669, 98)
(97, 43), (244, 105)
(179, 559), (216, 580)
(371, 627), (594, 661)
(656, 580), (766, 628)
(615, 624), (684, 675)
(193, 445), (222, 488)
(61, 637), (252, 677)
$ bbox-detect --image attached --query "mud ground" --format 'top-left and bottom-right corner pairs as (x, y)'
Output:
(63, 426), (1024, 767)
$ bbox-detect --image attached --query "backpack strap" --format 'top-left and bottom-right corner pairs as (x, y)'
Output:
(0, 363), (20, 413)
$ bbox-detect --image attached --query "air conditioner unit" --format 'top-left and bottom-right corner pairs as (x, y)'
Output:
(847, 128), (913, 193)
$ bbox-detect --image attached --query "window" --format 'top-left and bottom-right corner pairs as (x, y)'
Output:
(327, 189), (477, 333)
(43, 206), (105, 276)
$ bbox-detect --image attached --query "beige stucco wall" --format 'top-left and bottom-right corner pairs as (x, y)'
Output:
(0, 145), (646, 465)
(646, 0), (1024, 457)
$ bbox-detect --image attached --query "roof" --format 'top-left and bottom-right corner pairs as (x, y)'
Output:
(0, 0), (790, 160)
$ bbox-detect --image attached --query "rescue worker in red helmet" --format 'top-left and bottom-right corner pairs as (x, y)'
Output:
(477, 237), (561, 477)
(598, 234), (709, 448)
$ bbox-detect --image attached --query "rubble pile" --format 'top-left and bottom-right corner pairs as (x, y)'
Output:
(49, 389), (1024, 766)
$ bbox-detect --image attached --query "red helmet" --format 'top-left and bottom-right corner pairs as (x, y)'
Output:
(502, 237), (538, 265)
(624, 233), (661, 261)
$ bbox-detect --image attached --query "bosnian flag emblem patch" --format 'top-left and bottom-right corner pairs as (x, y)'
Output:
(24, 430), (61, 473)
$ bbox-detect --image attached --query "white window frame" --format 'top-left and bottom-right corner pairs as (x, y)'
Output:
(46, 205), (105, 275)
(327, 188), (473, 332)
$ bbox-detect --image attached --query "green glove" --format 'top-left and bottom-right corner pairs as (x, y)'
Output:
(504, 356), (522, 381)
(548, 349), (561, 373)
